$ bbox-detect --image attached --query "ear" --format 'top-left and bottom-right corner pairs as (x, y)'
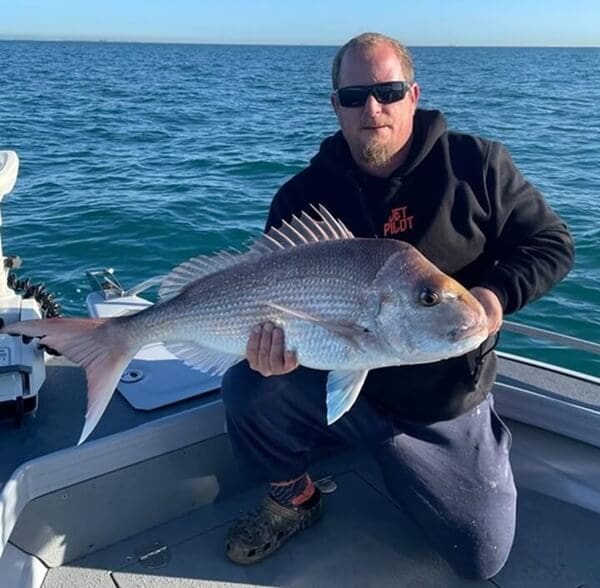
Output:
(330, 92), (340, 116)
(409, 83), (421, 107)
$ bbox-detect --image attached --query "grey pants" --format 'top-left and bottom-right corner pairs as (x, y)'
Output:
(222, 362), (517, 580)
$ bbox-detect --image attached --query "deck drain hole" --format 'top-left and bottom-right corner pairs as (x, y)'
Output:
(121, 369), (144, 383)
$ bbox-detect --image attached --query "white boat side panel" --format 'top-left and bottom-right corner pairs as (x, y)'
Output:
(495, 382), (600, 448)
(507, 418), (600, 515)
(11, 434), (241, 568)
(0, 399), (226, 560)
(497, 353), (599, 405)
(0, 543), (47, 588)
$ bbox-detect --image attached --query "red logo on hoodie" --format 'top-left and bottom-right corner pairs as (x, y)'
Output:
(383, 207), (414, 236)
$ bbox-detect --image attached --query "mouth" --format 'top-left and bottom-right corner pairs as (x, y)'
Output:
(450, 321), (489, 342)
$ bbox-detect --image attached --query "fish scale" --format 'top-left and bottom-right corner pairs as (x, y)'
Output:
(138, 268), (374, 365)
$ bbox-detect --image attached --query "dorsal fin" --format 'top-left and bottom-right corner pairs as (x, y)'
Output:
(159, 204), (354, 300)
(158, 249), (258, 300)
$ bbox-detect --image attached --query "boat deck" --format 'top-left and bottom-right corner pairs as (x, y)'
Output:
(40, 445), (600, 588)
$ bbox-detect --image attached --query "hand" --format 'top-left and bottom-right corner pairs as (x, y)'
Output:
(246, 322), (298, 377)
(470, 287), (503, 335)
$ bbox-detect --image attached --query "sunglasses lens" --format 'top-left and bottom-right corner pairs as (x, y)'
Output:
(373, 84), (407, 104)
(337, 87), (370, 108)
(337, 82), (409, 108)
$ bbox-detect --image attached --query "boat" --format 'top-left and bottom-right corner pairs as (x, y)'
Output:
(0, 154), (599, 587)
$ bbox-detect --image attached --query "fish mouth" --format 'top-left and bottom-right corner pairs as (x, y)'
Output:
(450, 321), (489, 343)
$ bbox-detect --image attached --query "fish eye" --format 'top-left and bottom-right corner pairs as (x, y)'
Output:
(418, 288), (440, 307)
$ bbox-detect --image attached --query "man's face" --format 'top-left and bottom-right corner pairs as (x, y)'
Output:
(332, 43), (420, 174)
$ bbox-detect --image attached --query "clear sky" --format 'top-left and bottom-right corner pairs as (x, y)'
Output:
(1, 0), (598, 47)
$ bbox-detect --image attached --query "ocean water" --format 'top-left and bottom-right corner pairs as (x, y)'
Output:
(0, 42), (598, 376)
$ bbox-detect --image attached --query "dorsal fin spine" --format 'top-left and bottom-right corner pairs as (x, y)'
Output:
(262, 233), (286, 249)
(158, 204), (355, 301)
(303, 211), (329, 240)
(291, 213), (319, 242)
(270, 226), (297, 247)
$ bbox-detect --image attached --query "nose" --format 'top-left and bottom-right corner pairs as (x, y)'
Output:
(363, 93), (382, 116)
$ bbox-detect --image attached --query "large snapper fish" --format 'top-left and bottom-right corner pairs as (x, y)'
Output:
(0, 206), (488, 444)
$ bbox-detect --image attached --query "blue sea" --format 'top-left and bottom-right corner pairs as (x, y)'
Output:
(0, 42), (598, 375)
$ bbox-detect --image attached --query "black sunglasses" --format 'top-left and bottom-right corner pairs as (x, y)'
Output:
(335, 81), (412, 108)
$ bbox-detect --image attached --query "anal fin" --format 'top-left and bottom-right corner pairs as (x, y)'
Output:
(165, 341), (243, 376)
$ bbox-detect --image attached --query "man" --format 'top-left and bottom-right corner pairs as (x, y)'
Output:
(221, 33), (574, 579)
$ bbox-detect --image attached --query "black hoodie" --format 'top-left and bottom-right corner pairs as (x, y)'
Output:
(265, 109), (574, 422)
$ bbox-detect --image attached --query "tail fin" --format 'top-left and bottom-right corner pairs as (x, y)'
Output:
(1, 318), (136, 444)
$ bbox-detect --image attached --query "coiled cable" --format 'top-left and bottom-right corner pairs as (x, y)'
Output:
(7, 270), (62, 318)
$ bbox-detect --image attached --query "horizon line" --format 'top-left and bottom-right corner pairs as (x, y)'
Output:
(0, 36), (598, 49)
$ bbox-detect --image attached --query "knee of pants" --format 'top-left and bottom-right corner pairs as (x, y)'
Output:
(382, 471), (517, 581)
(441, 507), (516, 581)
(446, 541), (512, 581)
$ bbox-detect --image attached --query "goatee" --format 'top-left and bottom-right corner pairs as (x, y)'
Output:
(360, 141), (395, 168)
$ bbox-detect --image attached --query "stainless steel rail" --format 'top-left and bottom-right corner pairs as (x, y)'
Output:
(502, 320), (600, 355)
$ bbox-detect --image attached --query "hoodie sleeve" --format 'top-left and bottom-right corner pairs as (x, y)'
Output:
(475, 142), (574, 314)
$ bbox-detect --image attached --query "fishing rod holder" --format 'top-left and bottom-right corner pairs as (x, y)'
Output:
(86, 268), (126, 299)
(86, 268), (163, 300)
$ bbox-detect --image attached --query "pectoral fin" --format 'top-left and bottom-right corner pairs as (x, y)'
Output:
(265, 302), (368, 339)
(326, 369), (369, 424)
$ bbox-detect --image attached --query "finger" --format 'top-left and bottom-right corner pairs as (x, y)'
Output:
(246, 326), (262, 368)
(283, 350), (298, 372)
(257, 322), (275, 375)
(22, 335), (33, 344)
(269, 327), (286, 371)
